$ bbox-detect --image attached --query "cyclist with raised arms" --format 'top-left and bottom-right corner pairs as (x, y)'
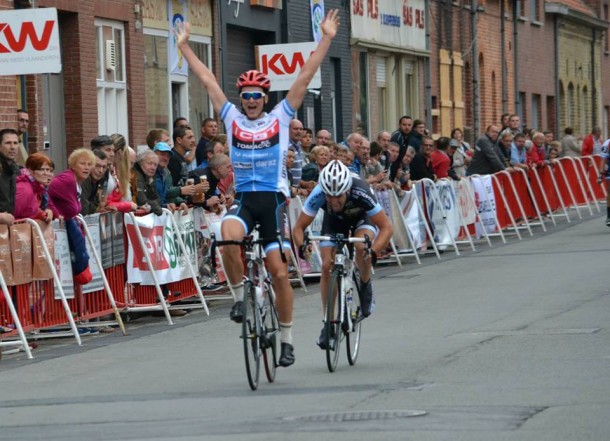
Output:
(292, 160), (393, 349)
(175, 10), (340, 367)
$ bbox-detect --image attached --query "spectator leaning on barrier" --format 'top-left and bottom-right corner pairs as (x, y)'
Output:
(80, 149), (109, 215)
(389, 115), (413, 181)
(131, 150), (163, 216)
(189, 153), (232, 213)
(301, 145), (331, 184)
(409, 136), (436, 181)
(146, 128), (171, 149)
(467, 125), (505, 176)
(288, 118), (305, 187)
(153, 142), (193, 213)
(195, 117), (218, 166)
(301, 127), (314, 164)
(169, 127), (196, 186)
(450, 139), (467, 177)
(15, 153), (58, 222)
(315, 129), (331, 146)
(582, 126), (603, 156)
(106, 134), (138, 213)
(0, 128), (20, 225)
(48, 148), (96, 285)
(497, 131), (513, 167)
(431, 137), (459, 180)
(510, 133), (529, 169)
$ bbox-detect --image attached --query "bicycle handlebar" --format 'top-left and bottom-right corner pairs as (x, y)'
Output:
(210, 229), (287, 269)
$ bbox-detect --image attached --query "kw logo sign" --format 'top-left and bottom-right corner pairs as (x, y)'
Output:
(0, 20), (55, 53)
(0, 8), (61, 76)
(256, 41), (321, 92)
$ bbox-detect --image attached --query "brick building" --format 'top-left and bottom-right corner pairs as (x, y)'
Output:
(0, 0), (147, 171)
(348, 0), (428, 138)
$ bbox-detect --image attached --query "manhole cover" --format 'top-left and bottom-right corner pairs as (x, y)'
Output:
(283, 410), (427, 423)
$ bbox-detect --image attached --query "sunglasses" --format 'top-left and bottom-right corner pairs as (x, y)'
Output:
(240, 92), (265, 100)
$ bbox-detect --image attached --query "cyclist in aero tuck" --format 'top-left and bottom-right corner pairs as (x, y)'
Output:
(292, 160), (393, 350)
(175, 9), (341, 367)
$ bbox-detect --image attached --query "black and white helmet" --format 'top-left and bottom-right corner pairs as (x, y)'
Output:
(319, 160), (353, 196)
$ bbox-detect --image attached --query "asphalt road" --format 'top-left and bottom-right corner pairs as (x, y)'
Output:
(1, 213), (609, 441)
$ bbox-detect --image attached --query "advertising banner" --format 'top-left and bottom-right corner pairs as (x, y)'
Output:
(471, 175), (498, 236)
(9, 223), (32, 286)
(427, 181), (460, 245)
(0, 8), (61, 75)
(400, 189), (426, 249)
(32, 220), (54, 281)
(287, 196), (322, 274)
(125, 211), (197, 285)
(257, 42), (321, 91)
(82, 214), (104, 294)
(310, 0), (325, 42)
(193, 207), (226, 284)
(51, 220), (74, 299)
(169, 0), (189, 76)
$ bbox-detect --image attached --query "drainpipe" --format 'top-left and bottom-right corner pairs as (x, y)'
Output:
(591, 28), (597, 126)
(501, 0), (507, 112)
(218, 2), (225, 93)
(425, 0), (432, 130)
(471, 0), (479, 138)
(513, 1), (519, 115)
(554, 15), (560, 135)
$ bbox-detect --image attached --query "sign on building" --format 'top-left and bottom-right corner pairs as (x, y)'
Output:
(351, 0), (426, 52)
(0, 8), (61, 75)
(256, 42), (321, 92)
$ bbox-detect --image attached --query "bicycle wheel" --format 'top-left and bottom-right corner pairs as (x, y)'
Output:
(262, 283), (278, 383)
(346, 273), (362, 365)
(325, 269), (342, 372)
(242, 281), (261, 390)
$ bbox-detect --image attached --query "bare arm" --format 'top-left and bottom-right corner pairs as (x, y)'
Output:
(291, 212), (315, 249)
(175, 22), (227, 114)
(285, 9), (340, 111)
(369, 210), (393, 255)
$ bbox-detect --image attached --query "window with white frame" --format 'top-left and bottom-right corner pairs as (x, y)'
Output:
(377, 56), (388, 132)
(144, 28), (211, 133)
(96, 19), (128, 139)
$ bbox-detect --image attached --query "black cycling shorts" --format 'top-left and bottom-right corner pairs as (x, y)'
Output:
(320, 214), (377, 248)
(223, 192), (290, 253)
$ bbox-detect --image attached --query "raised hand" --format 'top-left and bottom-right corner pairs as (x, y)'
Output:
(174, 21), (191, 47)
(320, 9), (340, 40)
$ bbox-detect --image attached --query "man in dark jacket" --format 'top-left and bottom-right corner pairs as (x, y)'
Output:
(466, 125), (505, 176)
(0, 128), (20, 225)
(188, 153), (232, 212)
(80, 149), (109, 215)
(389, 115), (413, 181)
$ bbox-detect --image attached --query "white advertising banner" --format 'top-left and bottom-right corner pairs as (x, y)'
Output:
(124, 210), (197, 285)
(257, 42), (321, 92)
(0, 8), (61, 75)
(471, 175), (498, 236)
(427, 181), (460, 245)
(81, 214), (104, 294)
(457, 179), (477, 225)
(288, 196), (322, 274)
(400, 189), (426, 249)
(51, 220), (74, 299)
(350, 0), (426, 52)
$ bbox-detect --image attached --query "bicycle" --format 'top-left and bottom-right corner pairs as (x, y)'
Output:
(304, 232), (372, 372)
(210, 228), (284, 390)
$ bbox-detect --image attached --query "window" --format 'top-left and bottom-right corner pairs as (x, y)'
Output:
(531, 94), (541, 129)
(95, 19), (128, 138)
(377, 56), (388, 132)
(604, 5), (609, 52)
(530, 0), (540, 22)
(144, 30), (211, 133)
(359, 52), (369, 136)
(517, 91), (526, 127)
(567, 83), (575, 128)
(546, 95), (556, 134)
(517, 0), (526, 18)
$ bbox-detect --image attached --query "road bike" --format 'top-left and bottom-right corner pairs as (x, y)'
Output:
(304, 233), (371, 372)
(210, 228), (283, 390)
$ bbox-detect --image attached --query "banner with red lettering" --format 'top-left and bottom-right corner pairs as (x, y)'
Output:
(0, 8), (61, 75)
(124, 211), (197, 285)
(256, 42), (321, 91)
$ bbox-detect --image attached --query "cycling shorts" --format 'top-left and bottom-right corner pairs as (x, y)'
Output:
(223, 192), (290, 253)
(319, 214), (377, 248)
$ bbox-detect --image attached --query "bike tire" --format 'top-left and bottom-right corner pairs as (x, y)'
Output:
(325, 269), (342, 372)
(262, 283), (278, 383)
(242, 281), (261, 390)
(346, 272), (362, 365)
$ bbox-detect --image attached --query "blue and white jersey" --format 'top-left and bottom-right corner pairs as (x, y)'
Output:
(602, 139), (610, 178)
(302, 177), (383, 224)
(221, 99), (295, 197)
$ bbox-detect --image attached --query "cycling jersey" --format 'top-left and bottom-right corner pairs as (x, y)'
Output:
(602, 139), (609, 179)
(220, 99), (295, 197)
(303, 177), (383, 224)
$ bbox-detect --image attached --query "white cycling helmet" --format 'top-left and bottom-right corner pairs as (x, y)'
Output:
(319, 160), (353, 196)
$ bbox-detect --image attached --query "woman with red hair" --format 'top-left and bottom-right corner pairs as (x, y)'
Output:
(14, 153), (58, 221)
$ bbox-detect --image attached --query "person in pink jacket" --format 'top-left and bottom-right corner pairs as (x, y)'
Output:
(14, 153), (58, 222)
